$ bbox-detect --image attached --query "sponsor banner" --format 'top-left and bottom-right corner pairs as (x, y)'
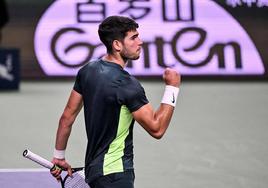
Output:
(0, 48), (20, 90)
(34, 0), (268, 78)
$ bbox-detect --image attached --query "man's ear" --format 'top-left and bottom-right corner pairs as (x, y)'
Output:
(112, 40), (123, 52)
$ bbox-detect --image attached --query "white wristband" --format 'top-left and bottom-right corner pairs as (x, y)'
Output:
(161, 85), (179, 107)
(53, 149), (65, 159)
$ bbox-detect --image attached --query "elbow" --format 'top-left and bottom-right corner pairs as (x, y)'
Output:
(152, 133), (164, 140)
(139, 119), (168, 139)
(149, 128), (165, 140)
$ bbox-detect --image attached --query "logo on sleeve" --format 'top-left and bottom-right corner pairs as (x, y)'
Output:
(172, 93), (175, 103)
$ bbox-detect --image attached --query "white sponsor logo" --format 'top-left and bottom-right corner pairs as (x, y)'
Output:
(0, 55), (14, 81)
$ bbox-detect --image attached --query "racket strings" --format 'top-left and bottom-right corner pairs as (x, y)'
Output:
(64, 171), (89, 188)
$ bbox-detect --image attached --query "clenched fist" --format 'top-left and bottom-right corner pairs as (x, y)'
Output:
(162, 68), (181, 87)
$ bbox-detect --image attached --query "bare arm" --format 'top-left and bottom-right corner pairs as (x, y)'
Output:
(55, 90), (83, 150)
(132, 68), (181, 139)
(51, 90), (83, 179)
(132, 103), (175, 139)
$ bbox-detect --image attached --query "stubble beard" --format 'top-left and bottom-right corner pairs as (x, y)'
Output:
(120, 50), (140, 62)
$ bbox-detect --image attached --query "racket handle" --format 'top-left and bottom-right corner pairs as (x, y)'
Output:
(51, 164), (62, 171)
(23, 149), (54, 169)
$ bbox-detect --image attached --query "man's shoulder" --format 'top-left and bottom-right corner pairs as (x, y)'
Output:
(121, 75), (143, 91)
(79, 59), (101, 72)
(128, 74), (141, 84)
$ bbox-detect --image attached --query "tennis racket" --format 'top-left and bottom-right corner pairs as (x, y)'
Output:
(23, 149), (90, 188)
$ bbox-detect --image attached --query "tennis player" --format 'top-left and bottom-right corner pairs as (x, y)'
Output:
(51, 15), (181, 188)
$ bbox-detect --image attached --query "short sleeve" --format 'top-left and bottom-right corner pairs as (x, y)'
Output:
(121, 78), (149, 113)
(73, 69), (82, 94)
(127, 86), (148, 112)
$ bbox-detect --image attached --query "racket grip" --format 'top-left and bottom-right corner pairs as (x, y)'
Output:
(23, 149), (54, 169)
(50, 165), (62, 171)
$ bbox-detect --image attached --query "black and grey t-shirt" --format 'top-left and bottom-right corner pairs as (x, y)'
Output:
(73, 59), (148, 183)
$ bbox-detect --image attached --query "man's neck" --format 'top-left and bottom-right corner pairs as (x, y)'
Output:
(102, 54), (127, 68)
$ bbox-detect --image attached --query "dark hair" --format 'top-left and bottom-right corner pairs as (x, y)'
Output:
(98, 15), (139, 54)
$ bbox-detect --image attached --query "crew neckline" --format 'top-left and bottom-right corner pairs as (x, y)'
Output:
(101, 59), (124, 69)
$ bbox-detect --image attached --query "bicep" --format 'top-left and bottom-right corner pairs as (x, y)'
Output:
(132, 102), (175, 139)
(132, 103), (159, 134)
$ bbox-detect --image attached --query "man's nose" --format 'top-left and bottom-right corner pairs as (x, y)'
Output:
(138, 38), (143, 46)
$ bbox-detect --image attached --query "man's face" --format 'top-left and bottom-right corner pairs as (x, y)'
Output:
(120, 30), (143, 60)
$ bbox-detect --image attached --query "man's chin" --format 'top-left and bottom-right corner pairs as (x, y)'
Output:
(131, 55), (140, 60)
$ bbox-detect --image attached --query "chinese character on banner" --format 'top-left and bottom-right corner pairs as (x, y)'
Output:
(226, 0), (268, 7)
(119, 0), (151, 20)
(162, 0), (194, 22)
(226, 0), (243, 7)
(77, 0), (106, 23)
(243, 0), (258, 6)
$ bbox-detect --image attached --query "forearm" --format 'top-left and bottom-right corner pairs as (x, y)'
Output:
(134, 68), (180, 139)
(153, 104), (174, 137)
(55, 115), (74, 150)
(53, 90), (83, 159)
(150, 85), (179, 138)
(133, 86), (179, 139)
